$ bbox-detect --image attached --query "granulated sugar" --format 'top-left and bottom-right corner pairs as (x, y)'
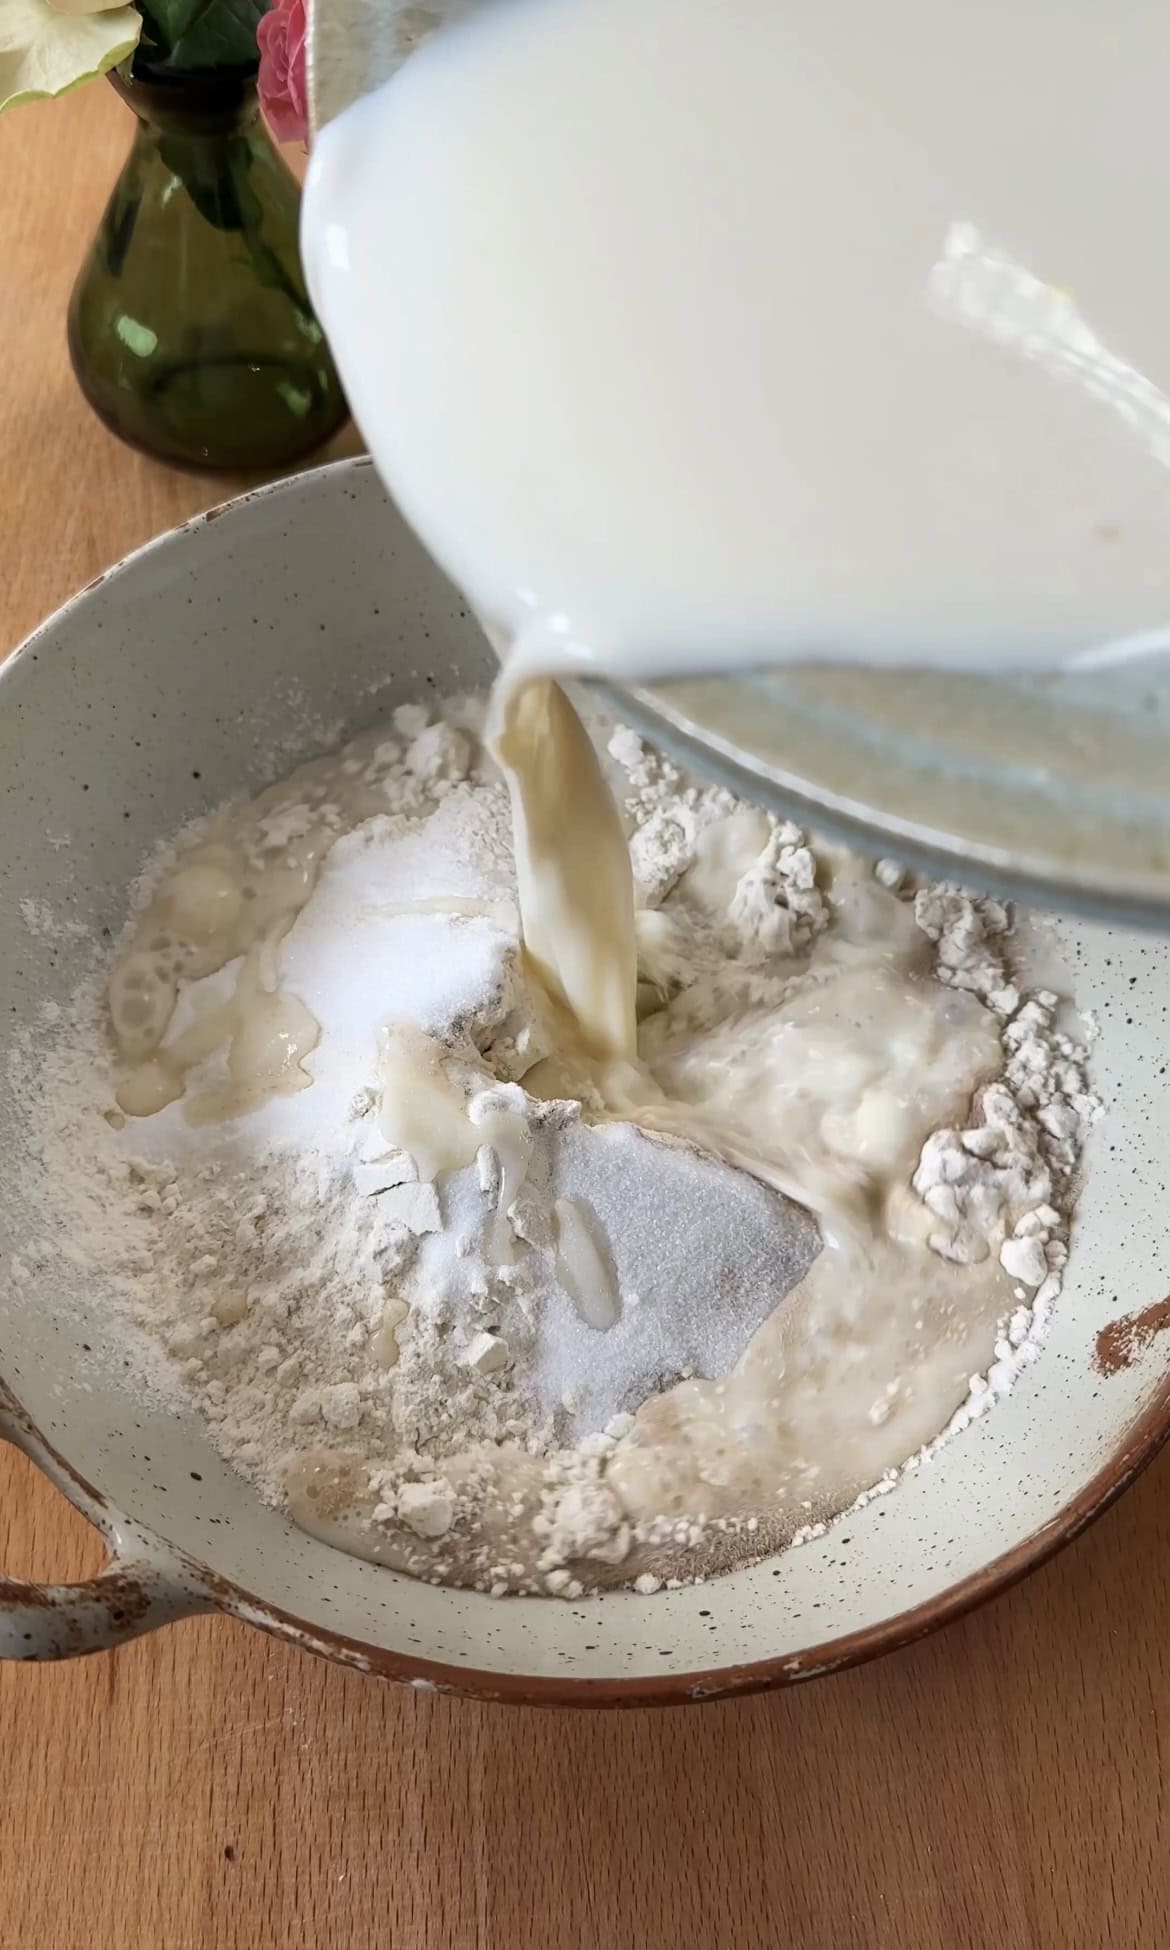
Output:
(11, 695), (1100, 1597)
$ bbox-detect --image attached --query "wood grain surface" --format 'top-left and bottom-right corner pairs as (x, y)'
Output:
(3, 84), (1170, 1950)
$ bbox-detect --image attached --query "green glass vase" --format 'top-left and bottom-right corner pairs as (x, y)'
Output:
(67, 68), (348, 472)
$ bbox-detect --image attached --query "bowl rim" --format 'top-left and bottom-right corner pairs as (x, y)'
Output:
(11, 1362), (1170, 1705)
(5, 454), (1170, 1704)
(233, 1369), (1170, 1702)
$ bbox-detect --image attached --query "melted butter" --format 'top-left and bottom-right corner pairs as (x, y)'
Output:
(553, 1196), (620, 1332)
(110, 828), (330, 1120)
(489, 672), (638, 1064)
(475, 1099), (534, 1263)
(377, 1022), (536, 1254)
(377, 1021), (482, 1179)
(117, 942), (320, 1121)
(108, 727), (423, 1123)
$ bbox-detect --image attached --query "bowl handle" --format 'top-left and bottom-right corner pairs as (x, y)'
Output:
(0, 1390), (214, 1661)
(0, 1559), (210, 1661)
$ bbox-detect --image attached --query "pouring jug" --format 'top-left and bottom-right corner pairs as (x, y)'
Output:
(304, 0), (1170, 926)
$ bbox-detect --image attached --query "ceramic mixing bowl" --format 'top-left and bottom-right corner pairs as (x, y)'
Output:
(3, 457), (1170, 1704)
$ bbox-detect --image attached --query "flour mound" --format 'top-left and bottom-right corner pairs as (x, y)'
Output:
(12, 701), (1099, 1597)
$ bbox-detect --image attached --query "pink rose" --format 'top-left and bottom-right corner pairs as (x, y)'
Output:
(258, 0), (308, 147)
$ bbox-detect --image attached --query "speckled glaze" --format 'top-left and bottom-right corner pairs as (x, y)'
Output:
(3, 457), (1170, 1703)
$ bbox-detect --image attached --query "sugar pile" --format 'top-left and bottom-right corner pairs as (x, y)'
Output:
(11, 694), (1100, 1596)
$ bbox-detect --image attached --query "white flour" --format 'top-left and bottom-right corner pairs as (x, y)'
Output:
(12, 696), (1099, 1596)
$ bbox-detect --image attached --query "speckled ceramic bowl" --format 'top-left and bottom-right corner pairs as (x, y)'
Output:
(3, 457), (1170, 1703)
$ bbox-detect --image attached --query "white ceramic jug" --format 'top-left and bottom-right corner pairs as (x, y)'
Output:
(303, 0), (1170, 926)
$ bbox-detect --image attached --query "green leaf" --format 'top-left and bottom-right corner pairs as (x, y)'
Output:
(0, 0), (140, 110)
(135, 0), (266, 71)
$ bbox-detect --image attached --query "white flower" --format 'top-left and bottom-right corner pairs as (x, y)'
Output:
(0, 0), (141, 114)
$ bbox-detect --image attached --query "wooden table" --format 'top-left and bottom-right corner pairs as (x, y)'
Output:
(3, 85), (1170, 1950)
